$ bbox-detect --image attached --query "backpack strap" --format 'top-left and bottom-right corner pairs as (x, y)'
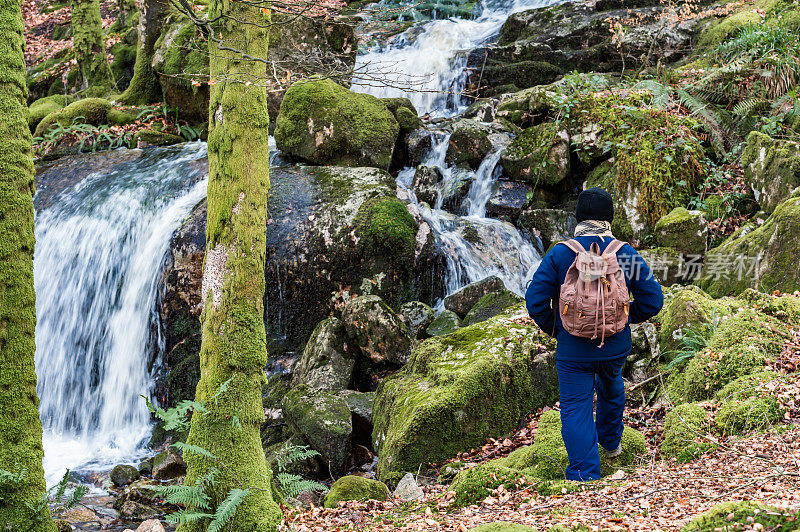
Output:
(558, 239), (585, 254)
(603, 239), (627, 256)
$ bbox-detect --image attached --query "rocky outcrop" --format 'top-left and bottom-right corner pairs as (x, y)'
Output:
(444, 276), (506, 318)
(291, 318), (357, 391)
(274, 78), (400, 169)
(397, 301), (435, 340)
(372, 303), (559, 482)
(741, 132), (800, 214)
(654, 207), (708, 256)
(499, 123), (570, 185)
(341, 295), (415, 366)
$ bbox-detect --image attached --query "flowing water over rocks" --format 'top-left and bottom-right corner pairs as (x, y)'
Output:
(34, 143), (209, 484)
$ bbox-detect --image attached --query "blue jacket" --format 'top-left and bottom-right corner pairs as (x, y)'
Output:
(525, 236), (664, 361)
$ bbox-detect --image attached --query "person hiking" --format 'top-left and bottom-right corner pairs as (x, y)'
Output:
(525, 187), (664, 481)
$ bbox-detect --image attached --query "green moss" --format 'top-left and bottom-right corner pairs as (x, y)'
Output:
(660, 403), (712, 462)
(426, 310), (461, 336)
(492, 410), (645, 480)
(701, 192), (800, 296)
(714, 372), (785, 435)
(355, 197), (417, 273)
(110, 42), (137, 91)
(696, 0), (779, 49)
(373, 304), (559, 482)
(462, 290), (524, 327)
(0, 0), (57, 525)
(450, 464), (525, 507)
(274, 77), (400, 170)
(131, 129), (184, 147)
(682, 501), (799, 532)
(655, 287), (721, 353)
(34, 97), (112, 136)
(28, 94), (66, 131)
(501, 122), (569, 186)
(70, 0), (114, 89)
(446, 119), (492, 169)
(740, 131), (800, 213)
(322, 476), (390, 508)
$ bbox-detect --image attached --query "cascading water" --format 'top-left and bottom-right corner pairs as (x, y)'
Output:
(34, 143), (208, 484)
(354, 0), (563, 299)
(352, 0), (565, 116)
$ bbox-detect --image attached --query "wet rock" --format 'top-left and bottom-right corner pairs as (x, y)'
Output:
(291, 318), (356, 391)
(741, 131), (800, 213)
(462, 290), (524, 327)
(444, 276), (506, 318)
(152, 448), (186, 480)
(654, 207), (708, 256)
(398, 301), (435, 339)
(282, 384), (352, 476)
(138, 458), (153, 476)
(110, 464), (140, 487)
(499, 123), (570, 186)
(342, 295), (415, 366)
(136, 520), (165, 532)
(117, 500), (159, 521)
(323, 476), (390, 508)
(340, 390), (376, 424)
(446, 119), (493, 169)
(373, 304), (559, 482)
(275, 77), (399, 169)
(406, 128), (444, 167)
(486, 181), (533, 221)
(440, 168), (474, 213)
(393, 473), (424, 500)
(425, 310), (461, 337)
(412, 165), (443, 205)
(517, 208), (576, 251)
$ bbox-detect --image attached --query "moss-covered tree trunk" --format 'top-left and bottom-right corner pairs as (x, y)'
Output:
(0, 0), (57, 528)
(120, 0), (166, 104)
(178, 2), (281, 531)
(71, 0), (114, 90)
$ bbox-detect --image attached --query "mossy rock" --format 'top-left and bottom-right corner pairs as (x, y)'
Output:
(741, 131), (800, 214)
(660, 403), (712, 462)
(681, 501), (799, 531)
(281, 384), (352, 476)
(654, 207), (708, 255)
(28, 94), (67, 132)
(500, 122), (570, 186)
(468, 523), (537, 532)
(714, 372), (785, 435)
(492, 410), (645, 480)
(444, 276), (506, 318)
(462, 290), (524, 327)
(425, 310), (461, 337)
(700, 191), (800, 296)
(398, 301), (436, 339)
(110, 464), (141, 487)
(34, 98), (113, 137)
(445, 119), (493, 169)
(655, 286), (721, 353)
(354, 197), (418, 274)
(372, 303), (559, 482)
(132, 129), (184, 147)
(291, 317), (355, 391)
(341, 295), (415, 366)
(450, 464), (526, 507)
(322, 476), (390, 508)
(275, 77), (400, 170)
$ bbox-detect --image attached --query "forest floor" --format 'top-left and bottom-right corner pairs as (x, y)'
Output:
(283, 380), (800, 532)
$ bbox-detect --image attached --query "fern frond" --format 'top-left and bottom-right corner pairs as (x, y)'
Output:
(634, 79), (673, 109)
(208, 488), (250, 532)
(165, 509), (215, 524)
(274, 443), (320, 472)
(732, 97), (769, 117)
(173, 441), (218, 461)
(155, 484), (212, 509)
(276, 473), (329, 499)
(676, 88), (732, 155)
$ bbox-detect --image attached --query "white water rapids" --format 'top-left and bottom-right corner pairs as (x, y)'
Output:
(34, 143), (208, 484)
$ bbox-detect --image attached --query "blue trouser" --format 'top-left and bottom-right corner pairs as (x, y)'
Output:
(555, 357), (626, 481)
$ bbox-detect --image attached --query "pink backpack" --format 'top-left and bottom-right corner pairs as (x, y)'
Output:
(557, 239), (631, 347)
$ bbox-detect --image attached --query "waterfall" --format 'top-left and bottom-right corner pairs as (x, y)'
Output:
(34, 143), (208, 483)
(352, 0), (565, 117)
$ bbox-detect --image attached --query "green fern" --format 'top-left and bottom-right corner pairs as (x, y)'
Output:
(275, 473), (328, 499)
(664, 312), (720, 372)
(208, 488), (250, 532)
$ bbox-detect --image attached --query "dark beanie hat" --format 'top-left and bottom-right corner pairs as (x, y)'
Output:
(575, 187), (614, 223)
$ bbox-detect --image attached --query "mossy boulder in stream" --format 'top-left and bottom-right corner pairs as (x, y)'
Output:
(445, 119), (493, 169)
(341, 295), (415, 365)
(275, 77), (400, 169)
(499, 122), (570, 186)
(372, 303), (559, 482)
(34, 98), (126, 137)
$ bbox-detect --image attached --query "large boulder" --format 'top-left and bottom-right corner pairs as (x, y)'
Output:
(341, 295), (415, 366)
(444, 276), (506, 318)
(654, 207), (708, 256)
(372, 303), (559, 482)
(110, 464), (141, 487)
(499, 123), (570, 185)
(425, 310), (461, 337)
(152, 449), (186, 480)
(486, 181), (533, 221)
(397, 301), (435, 340)
(291, 318), (356, 391)
(412, 165), (443, 206)
(446, 119), (493, 169)
(462, 290), (524, 327)
(152, 17), (357, 124)
(700, 191), (800, 296)
(274, 77), (400, 169)
(282, 385), (352, 476)
(741, 131), (800, 213)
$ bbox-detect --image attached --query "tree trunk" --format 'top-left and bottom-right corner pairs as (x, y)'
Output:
(119, 0), (166, 104)
(178, 3), (281, 532)
(0, 0), (57, 527)
(71, 0), (114, 90)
